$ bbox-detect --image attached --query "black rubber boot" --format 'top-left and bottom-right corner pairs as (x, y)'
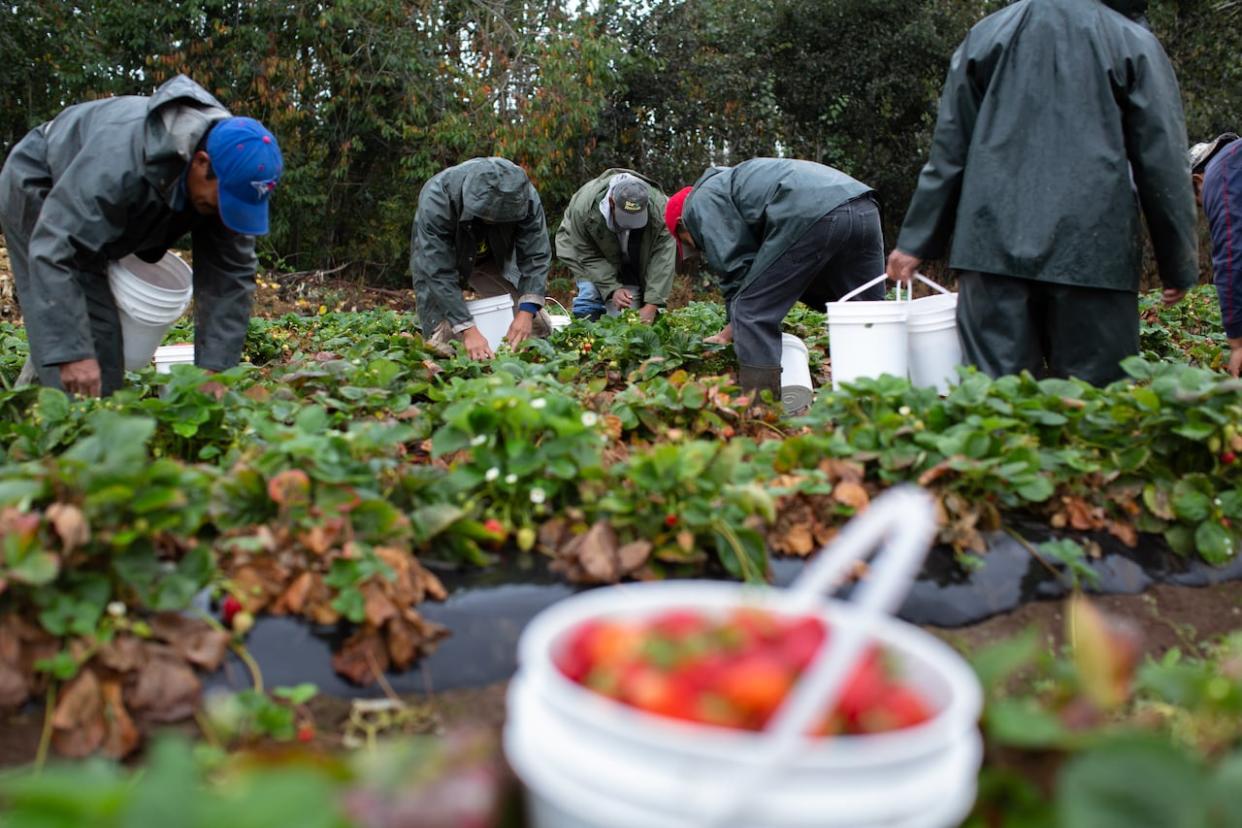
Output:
(738, 364), (782, 399)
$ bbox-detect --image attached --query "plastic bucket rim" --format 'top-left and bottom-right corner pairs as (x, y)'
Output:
(514, 582), (982, 762)
(465, 293), (515, 313)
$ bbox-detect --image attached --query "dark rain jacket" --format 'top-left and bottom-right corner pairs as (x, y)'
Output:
(0, 75), (257, 371)
(555, 169), (676, 306)
(410, 157), (550, 336)
(1202, 141), (1242, 339)
(895, 0), (1197, 293)
(681, 158), (871, 311)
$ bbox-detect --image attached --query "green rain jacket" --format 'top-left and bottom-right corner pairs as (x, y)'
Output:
(0, 75), (257, 370)
(410, 157), (550, 336)
(681, 158), (871, 311)
(895, 0), (1197, 293)
(554, 169), (676, 306)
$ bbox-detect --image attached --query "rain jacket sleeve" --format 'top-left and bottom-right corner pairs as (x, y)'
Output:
(192, 224), (256, 370)
(894, 40), (984, 261)
(513, 193), (550, 306)
(410, 180), (473, 331)
(1123, 47), (1199, 290)
(643, 207), (677, 307)
(24, 146), (137, 366)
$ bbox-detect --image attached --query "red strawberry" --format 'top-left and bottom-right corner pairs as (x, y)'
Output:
(1222, 451), (1237, 465)
(650, 610), (708, 638)
(297, 724), (316, 743)
(221, 595), (243, 626)
(856, 685), (933, 733)
(717, 653), (796, 725)
(664, 514), (679, 528)
(778, 616), (827, 671)
(834, 650), (887, 727)
(482, 518), (505, 536)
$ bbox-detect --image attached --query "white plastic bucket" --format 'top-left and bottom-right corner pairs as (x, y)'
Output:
(545, 296), (573, 331)
(465, 294), (514, 351)
(153, 343), (195, 374)
(827, 274), (908, 391)
(906, 276), (961, 394)
(779, 333), (813, 413)
(505, 489), (983, 828)
(108, 252), (193, 371)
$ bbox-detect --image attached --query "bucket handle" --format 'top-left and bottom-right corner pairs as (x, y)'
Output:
(909, 273), (951, 298)
(543, 296), (571, 317)
(837, 273), (906, 304)
(698, 487), (938, 828)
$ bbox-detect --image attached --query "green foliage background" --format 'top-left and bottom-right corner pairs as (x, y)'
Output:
(0, 0), (1237, 282)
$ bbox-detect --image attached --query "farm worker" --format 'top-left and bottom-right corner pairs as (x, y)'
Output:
(663, 158), (884, 397)
(556, 169), (675, 324)
(0, 75), (283, 397)
(1189, 133), (1242, 378)
(886, 0), (1198, 386)
(410, 157), (552, 360)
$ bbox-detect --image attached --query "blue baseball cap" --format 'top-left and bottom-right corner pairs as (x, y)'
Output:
(205, 117), (283, 235)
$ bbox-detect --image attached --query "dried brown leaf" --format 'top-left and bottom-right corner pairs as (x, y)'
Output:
(617, 540), (652, 575)
(51, 669), (105, 757)
(100, 680), (141, 759)
(831, 481), (870, 511)
(97, 634), (147, 673)
(576, 521), (620, 583)
(46, 503), (90, 552)
(127, 648), (201, 722)
(362, 582), (399, 627)
(272, 571), (314, 615)
(150, 614), (230, 671)
(0, 660), (29, 708)
(333, 629), (390, 686)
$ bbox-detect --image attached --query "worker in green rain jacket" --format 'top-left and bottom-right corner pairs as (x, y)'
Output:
(0, 75), (282, 397)
(664, 158), (884, 396)
(410, 157), (551, 361)
(886, 0), (1198, 386)
(556, 169), (675, 324)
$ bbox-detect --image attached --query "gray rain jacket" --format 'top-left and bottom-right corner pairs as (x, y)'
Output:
(410, 157), (550, 336)
(0, 75), (257, 370)
(895, 0), (1196, 292)
(681, 158), (871, 311)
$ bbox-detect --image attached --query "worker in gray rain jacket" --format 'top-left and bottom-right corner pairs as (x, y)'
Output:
(556, 169), (675, 324)
(0, 75), (283, 397)
(410, 157), (551, 361)
(664, 158), (885, 396)
(886, 0), (1198, 386)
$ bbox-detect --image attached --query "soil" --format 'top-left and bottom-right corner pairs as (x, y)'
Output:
(3, 582), (1241, 770)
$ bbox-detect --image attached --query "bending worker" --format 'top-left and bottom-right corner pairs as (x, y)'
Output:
(1190, 133), (1242, 378)
(410, 157), (551, 360)
(0, 75), (283, 397)
(557, 169), (675, 324)
(886, 0), (1198, 385)
(664, 157), (884, 396)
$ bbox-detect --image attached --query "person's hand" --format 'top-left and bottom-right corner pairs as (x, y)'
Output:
(506, 310), (534, 349)
(1228, 340), (1242, 378)
(885, 249), (921, 283)
(198, 381), (227, 400)
(59, 358), (101, 397)
(612, 288), (634, 309)
(462, 326), (494, 360)
(704, 323), (733, 345)
(1162, 287), (1188, 307)
(638, 304), (659, 324)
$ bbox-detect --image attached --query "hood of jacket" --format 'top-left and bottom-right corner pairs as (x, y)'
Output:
(461, 158), (532, 223)
(142, 75), (231, 199)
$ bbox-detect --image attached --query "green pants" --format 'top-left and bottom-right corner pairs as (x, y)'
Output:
(956, 271), (1139, 386)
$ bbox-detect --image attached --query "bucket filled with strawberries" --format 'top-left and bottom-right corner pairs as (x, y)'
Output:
(504, 488), (983, 828)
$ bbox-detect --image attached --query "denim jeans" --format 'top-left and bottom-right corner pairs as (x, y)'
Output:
(572, 279), (607, 319)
